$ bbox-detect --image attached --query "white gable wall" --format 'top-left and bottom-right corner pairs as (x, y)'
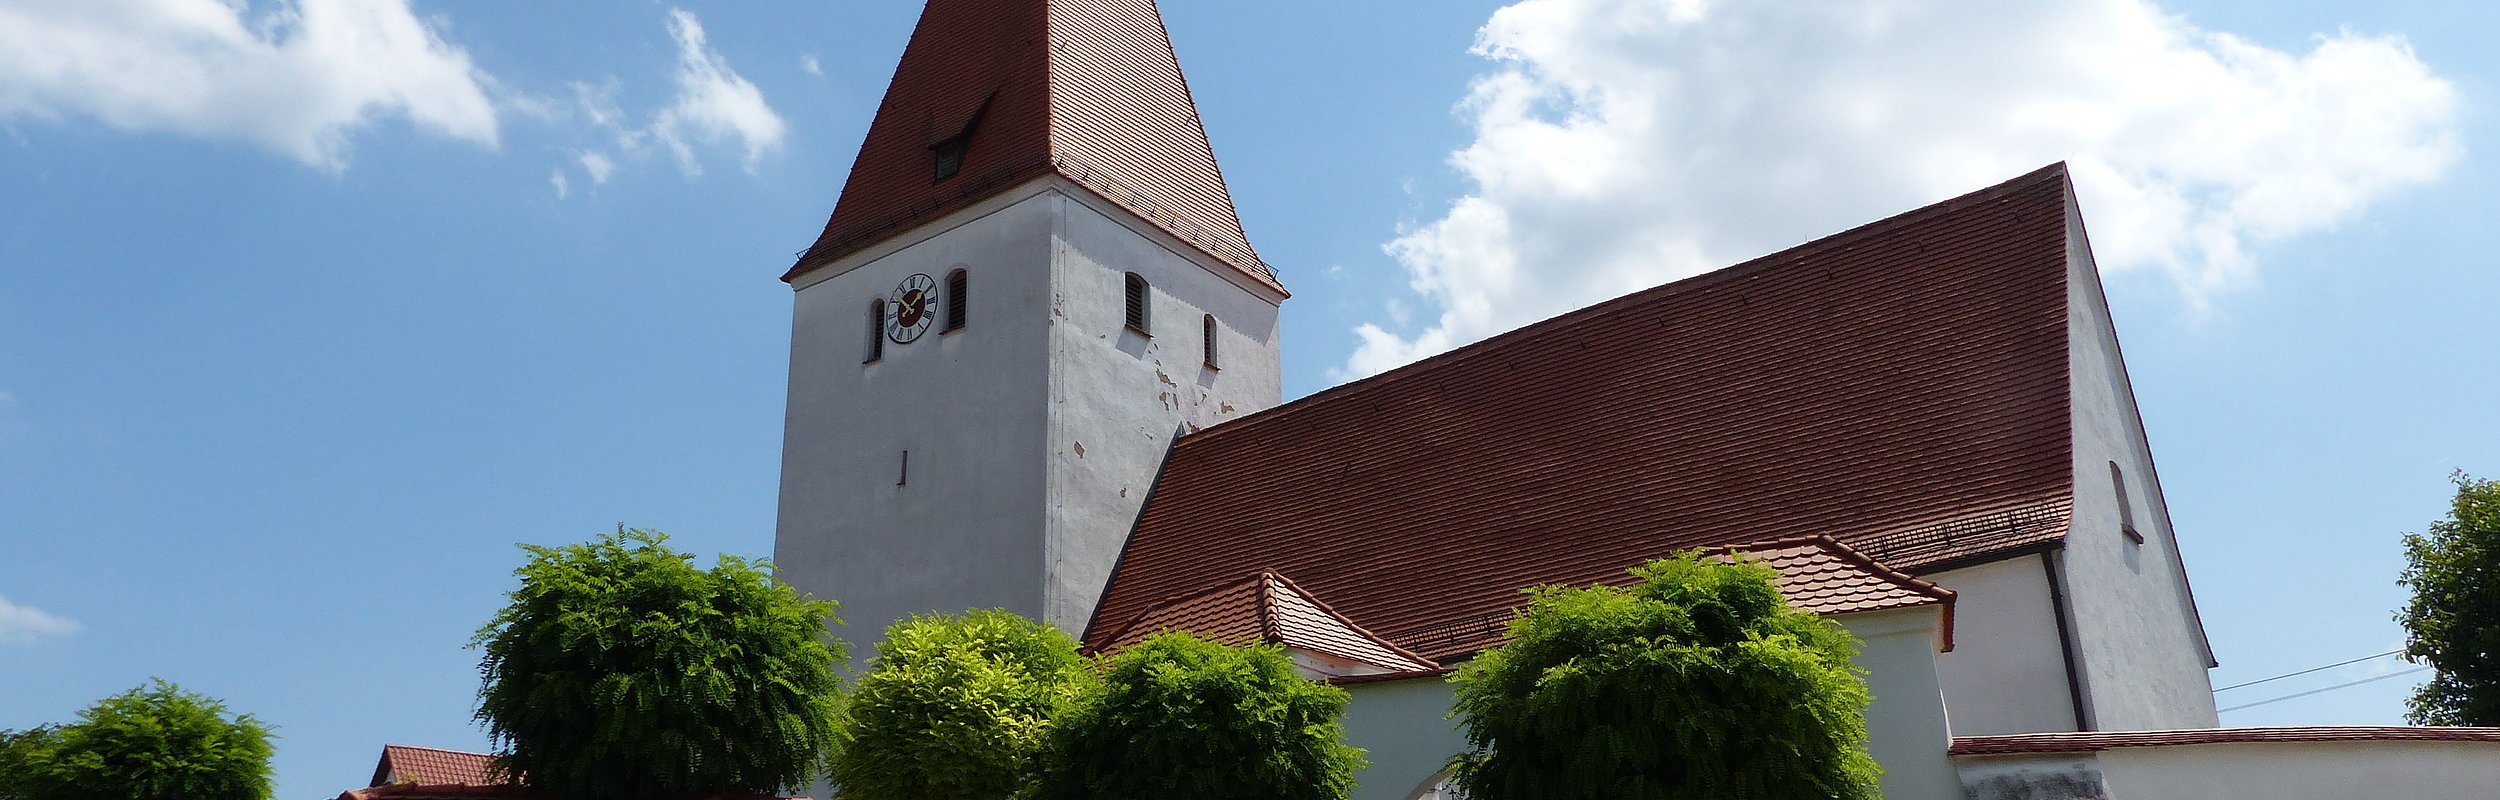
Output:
(2055, 195), (2220, 730)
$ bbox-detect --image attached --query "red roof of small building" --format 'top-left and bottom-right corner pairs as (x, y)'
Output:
(1724, 536), (1957, 643)
(371, 745), (496, 788)
(1092, 571), (1438, 673)
(340, 786), (805, 800)
(1950, 726), (2500, 756)
(789, 0), (1281, 294)
(1358, 536), (1956, 658)
(1088, 164), (2080, 661)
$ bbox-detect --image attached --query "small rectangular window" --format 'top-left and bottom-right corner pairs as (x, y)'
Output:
(1202, 314), (1219, 369)
(945, 270), (968, 332)
(1124, 273), (1150, 334)
(865, 300), (885, 363)
(933, 136), (967, 182)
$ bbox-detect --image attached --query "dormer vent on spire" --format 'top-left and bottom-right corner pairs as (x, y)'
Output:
(789, 0), (1284, 295)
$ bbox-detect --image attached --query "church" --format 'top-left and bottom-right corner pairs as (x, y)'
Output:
(760, 1), (2500, 798)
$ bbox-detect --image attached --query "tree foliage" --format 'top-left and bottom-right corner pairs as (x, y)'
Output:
(471, 528), (846, 799)
(2, 681), (273, 800)
(2399, 472), (2500, 726)
(1448, 553), (1881, 800)
(1034, 631), (1364, 800)
(0, 726), (54, 800)
(832, 609), (1094, 800)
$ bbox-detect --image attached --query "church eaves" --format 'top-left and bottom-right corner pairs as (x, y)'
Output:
(787, 0), (1282, 294)
(1087, 164), (2084, 661)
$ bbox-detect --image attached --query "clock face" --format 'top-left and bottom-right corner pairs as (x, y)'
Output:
(886, 273), (937, 344)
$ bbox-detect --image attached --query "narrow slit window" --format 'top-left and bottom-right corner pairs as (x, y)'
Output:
(2110, 461), (2142, 543)
(1124, 273), (1150, 334)
(945, 269), (968, 332)
(1202, 314), (1219, 368)
(865, 299), (886, 363)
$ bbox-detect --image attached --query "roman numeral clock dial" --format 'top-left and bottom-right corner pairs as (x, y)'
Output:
(885, 273), (937, 344)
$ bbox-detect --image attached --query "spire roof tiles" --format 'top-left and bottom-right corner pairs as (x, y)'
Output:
(789, 0), (1281, 294)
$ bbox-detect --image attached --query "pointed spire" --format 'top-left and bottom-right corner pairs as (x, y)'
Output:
(789, 0), (1283, 294)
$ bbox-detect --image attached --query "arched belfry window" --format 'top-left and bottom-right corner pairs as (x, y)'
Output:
(865, 299), (886, 363)
(1202, 314), (1219, 368)
(944, 268), (969, 332)
(1124, 273), (1150, 334)
(2110, 461), (2142, 543)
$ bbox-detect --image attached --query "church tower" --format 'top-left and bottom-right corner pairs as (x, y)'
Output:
(772, 0), (1287, 645)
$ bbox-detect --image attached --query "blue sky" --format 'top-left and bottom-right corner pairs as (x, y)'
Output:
(1, 0), (2493, 795)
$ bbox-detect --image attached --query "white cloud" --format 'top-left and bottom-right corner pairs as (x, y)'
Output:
(0, 595), (78, 644)
(0, 0), (499, 171)
(549, 168), (568, 199)
(800, 54), (822, 76)
(576, 150), (614, 184)
(1347, 0), (2461, 377)
(650, 9), (784, 176)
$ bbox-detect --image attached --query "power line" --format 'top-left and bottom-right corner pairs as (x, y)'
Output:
(2217, 666), (2431, 714)
(2214, 650), (2404, 693)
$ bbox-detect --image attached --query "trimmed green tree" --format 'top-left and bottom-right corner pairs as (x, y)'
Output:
(1035, 631), (1364, 800)
(6, 680), (274, 800)
(471, 528), (846, 799)
(2399, 472), (2500, 725)
(0, 725), (54, 800)
(832, 609), (1094, 800)
(1448, 553), (1881, 800)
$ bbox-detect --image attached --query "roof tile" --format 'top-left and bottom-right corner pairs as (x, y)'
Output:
(372, 745), (495, 787)
(789, 0), (1281, 294)
(1092, 571), (1438, 673)
(1088, 165), (2079, 660)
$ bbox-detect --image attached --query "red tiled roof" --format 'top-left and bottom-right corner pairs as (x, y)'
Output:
(1949, 726), (2500, 756)
(789, 0), (1282, 294)
(371, 745), (496, 788)
(1371, 537), (1956, 657)
(1088, 164), (2081, 661)
(1722, 536), (1956, 648)
(1092, 571), (1437, 673)
(340, 786), (805, 800)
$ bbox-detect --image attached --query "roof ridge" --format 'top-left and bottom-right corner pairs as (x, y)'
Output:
(1173, 161), (2072, 453)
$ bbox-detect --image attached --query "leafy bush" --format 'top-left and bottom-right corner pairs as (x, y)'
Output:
(6, 681), (273, 800)
(471, 528), (845, 799)
(832, 609), (1094, 800)
(2400, 473), (2500, 725)
(1448, 553), (1880, 800)
(1035, 631), (1364, 800)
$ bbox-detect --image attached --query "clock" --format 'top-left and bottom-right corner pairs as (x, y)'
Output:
(886, 273), (937, 344)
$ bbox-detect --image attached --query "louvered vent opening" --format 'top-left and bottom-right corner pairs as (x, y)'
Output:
(865, 299), (885, 363)
(945, 269), (968, 331)
(1124, 273), (1150, 334)
(1202, 314), (1219, 369)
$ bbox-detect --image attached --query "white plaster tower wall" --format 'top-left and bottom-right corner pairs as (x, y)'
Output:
(774, 179), (1286, 655)
(1042, 186), (1285, 630)
(775, 189), (1061, 660)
